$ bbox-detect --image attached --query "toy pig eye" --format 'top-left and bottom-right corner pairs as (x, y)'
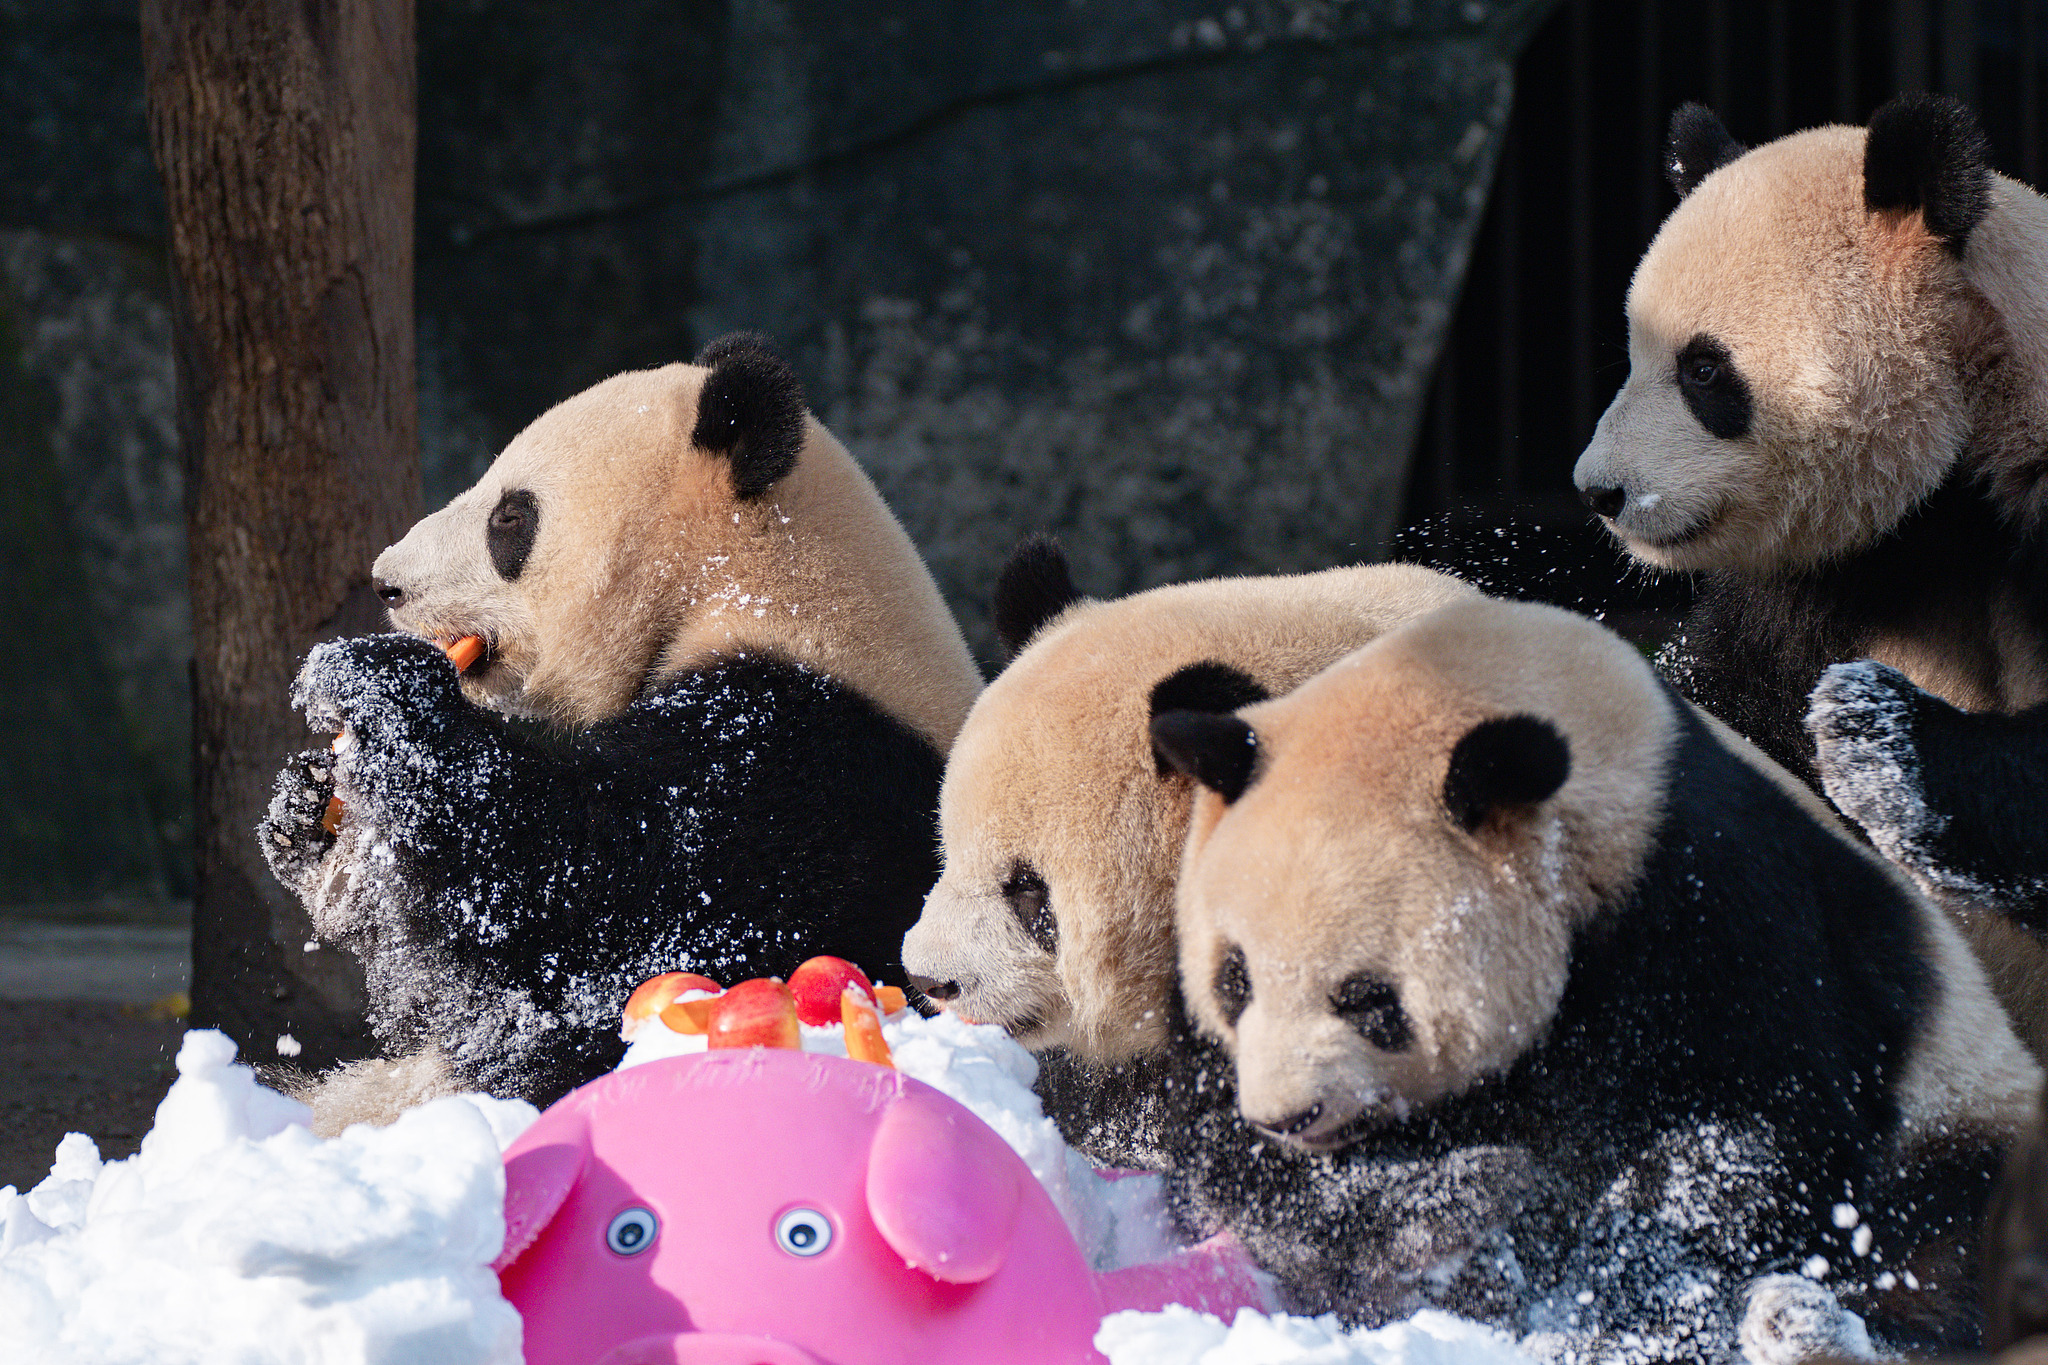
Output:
(775, 1207), (833, 1257)
(606, 1207), (658, 1256)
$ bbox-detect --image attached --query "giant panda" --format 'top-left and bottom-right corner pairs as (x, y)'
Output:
(1572, 93), (2048, 791)
(259, 333), (983, 1118)
(900, 538), (1473, 1065)
(1150, 596), (2040, 1358)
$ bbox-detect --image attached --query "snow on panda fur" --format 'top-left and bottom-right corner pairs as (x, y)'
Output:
(1149, 597), (2040, 1359)
(259, 334), (982, 1121)
(900, 539), (1473, 1067)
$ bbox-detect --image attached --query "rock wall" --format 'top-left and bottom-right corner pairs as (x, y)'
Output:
(0, 0), (1550, 905)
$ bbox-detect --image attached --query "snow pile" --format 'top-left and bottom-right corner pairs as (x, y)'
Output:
(621, 1003), (1183, 1272)
(0, 1030), (531, 1365)
(1098, 1305), (1535, 1365)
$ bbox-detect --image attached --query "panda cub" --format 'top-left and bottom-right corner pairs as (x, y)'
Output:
(261, 334), (982, 1115)
(1574, 94), (2048, 791)
(901, 539), (1472, 1066)
(1152, 597), (2039, 1358)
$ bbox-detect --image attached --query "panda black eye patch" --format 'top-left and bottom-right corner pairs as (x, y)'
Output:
(1673, 334), (1752, 440)
(1003, 862), (1056, 954)
(1214, 943), (1251, 1028)
(1331, 974), (1412, 1052)
(487, 488), (540, 581)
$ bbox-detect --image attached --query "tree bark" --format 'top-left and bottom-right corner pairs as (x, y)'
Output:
(142, 0), (418, 1066)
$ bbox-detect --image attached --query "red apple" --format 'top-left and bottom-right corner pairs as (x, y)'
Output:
(620, 972), (722, 1040)
(788, 955), (875, 1027)
(707, 978), (800, 1050)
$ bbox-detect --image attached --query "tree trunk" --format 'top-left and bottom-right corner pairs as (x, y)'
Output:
(141, 0), (418, 1067)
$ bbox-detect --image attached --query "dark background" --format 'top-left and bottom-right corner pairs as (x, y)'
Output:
(0, 0), (2042, 925)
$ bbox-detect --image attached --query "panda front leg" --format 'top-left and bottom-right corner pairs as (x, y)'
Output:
(1807, 661), (2048, 928)
(288, 633), (687, 1101)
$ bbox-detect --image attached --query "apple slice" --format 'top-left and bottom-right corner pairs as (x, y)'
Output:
(620, 972), (721, 1041)
(788, 956), (876, 1027)
(660, 996), (719, 1035)
(707, 978), (800, 1050)
(842, 988), (894, 1068)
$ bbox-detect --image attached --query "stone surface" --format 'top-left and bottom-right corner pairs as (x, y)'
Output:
(420, 0), (1554, 658)
(0, 0), (1551, 907)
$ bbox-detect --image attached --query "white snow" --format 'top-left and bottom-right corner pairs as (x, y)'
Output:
(1098, 1305), (1535, 1365)
(0, 1030), (529, 1365)
(0, 1014), (1760, 1365)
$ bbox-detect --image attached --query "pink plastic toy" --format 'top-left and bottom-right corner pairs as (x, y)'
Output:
(495, 1049), (1270, 1365)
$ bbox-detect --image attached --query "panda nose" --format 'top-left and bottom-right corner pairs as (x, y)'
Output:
(1579, 485), (1627, 519)
(1251, 1102), (1323, 1141)
(373, 577), (406, 606)
(905, 973), (962, 1003)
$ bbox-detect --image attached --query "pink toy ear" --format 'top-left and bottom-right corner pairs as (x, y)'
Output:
(865, 1085), (1021, 1284)
(494, 1139), (588, 1272)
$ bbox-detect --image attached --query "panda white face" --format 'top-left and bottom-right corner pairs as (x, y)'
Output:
(1158, 600), (1672, 1152)
(1575, 124), (1974, 575)
(904, 662), (1191, 1057)
(372, 366), (714, 725)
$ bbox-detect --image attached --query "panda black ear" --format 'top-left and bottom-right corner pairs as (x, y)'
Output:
(1442, 715), (1571, 833)
(1151, 710), (1259, 803)
(691, 332), (807, 500)
(1148, 662), (1270, 776)
(1666, 103), (1746, 198)
(1864, 93), (1993, 257)
(992, 535), (1082, 659)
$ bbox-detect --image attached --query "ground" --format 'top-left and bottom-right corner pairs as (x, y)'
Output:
(0, 1000), (182, 1190)
(0, 907), (188, 1192)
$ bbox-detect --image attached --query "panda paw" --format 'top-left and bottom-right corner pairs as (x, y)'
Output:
(1738, 1274), (1873, 1365)
(259, 748), (339, 893)
(292, 633), (468, 749)
(1806, 662), (1955, 884)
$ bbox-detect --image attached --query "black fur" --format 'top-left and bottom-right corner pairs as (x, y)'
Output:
(992, 535), (1082, 659)
(1809, 661), (2048, 927)
(1150, 699), (1999, 1353)
(1441, 714), (1571, 832)
(487, 489), (539, 581)
(1666, 473), (2048, 789)
(1675, 334), (1753, 440)
(1332, 975), (1411, 1052)
(1147, 660), (1270, 775)
(1864, 93), (1994, 256)
(259, 633), (945, 1104)
(691, 332), (807, 500)
(1150, 710), (1259, 803)
(1666, 102), (1746, 197)
(1003, 862), (1056, 953)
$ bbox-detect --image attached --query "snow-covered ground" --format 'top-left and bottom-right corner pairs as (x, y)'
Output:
(0, 1015), (1535, 1365)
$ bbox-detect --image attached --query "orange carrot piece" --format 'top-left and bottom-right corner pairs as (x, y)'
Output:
(320, 796), (345, 835)
(443, 635), (485, 673)
(875, 985), (907, 1017)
